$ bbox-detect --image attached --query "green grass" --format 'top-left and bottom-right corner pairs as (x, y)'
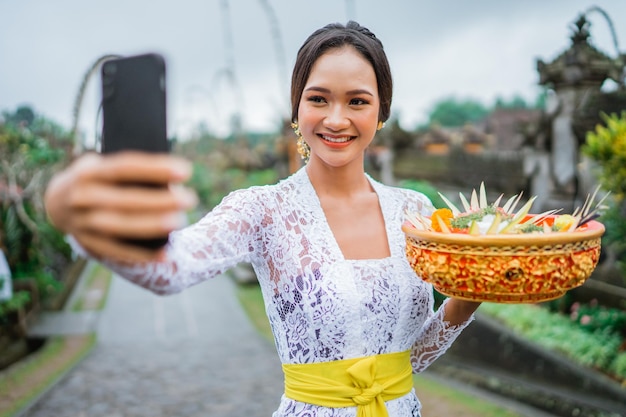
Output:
(413, 373), (523, 417)
(71, 264), (112, 311)
(0, 335), (96, 417)
(234, 281), (524, 417)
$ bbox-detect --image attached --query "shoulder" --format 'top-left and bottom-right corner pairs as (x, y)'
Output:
(220, 183), (276, 208)
(370, 177), (435, 216)
(395, 186), (435, 215)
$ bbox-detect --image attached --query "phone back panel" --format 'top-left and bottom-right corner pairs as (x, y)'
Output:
(101, 53), (168, 154)
(100, 53), (170, 249)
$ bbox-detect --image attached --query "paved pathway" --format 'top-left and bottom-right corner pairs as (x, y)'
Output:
(24, 268), (285, 417)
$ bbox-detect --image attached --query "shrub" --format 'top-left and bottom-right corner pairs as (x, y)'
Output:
(480, 303), (625, 381)
(0, 291), (30, 325)
(0, 107), (73, 320)
(582, 111), (626, 200)
(609, 352), (626, 381)
(570, 301), (626, 337)
(582, 112), (626, 277)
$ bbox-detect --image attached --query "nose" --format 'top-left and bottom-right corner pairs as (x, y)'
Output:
(323, 104), (350, 131)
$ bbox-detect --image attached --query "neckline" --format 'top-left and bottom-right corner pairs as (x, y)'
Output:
(299, 168), (395, 262)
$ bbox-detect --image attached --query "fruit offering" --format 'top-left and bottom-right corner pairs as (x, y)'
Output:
(402, 184), (607, 303)
(405, 183), (608, 235)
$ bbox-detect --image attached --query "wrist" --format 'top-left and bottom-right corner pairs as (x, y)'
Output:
(443, 298), (481, 326)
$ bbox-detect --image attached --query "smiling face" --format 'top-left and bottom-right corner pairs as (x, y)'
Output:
(297, 46), (380, 169)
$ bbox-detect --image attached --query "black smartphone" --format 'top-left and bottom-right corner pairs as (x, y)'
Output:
(101, 53), (169, 154)
(100, 53), (170, 249)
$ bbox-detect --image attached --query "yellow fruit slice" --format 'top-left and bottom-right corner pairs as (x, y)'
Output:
(554, 214), (577, 232)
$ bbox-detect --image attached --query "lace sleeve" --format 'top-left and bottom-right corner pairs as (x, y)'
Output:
(98, 187), (267, 295)
(409, 298), (474, 372)
(399, 190), (474, 372)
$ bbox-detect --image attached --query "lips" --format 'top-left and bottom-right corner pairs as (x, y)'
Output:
(320, 134), (353, 143)
(318, 134), (355, 149)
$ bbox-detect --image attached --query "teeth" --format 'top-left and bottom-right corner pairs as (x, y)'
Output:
(321, 135), (352, 143)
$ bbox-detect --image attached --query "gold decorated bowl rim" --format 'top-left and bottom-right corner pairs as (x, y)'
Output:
(402, 219), (605, 247)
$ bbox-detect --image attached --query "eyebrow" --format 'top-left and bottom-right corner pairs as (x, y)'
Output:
(304, 86), (374, 96)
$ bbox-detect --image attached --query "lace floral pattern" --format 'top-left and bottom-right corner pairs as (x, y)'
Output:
(101, 168), (474, 417)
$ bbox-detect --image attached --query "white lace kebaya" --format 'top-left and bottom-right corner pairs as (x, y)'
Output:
(98, 167), (474, 417)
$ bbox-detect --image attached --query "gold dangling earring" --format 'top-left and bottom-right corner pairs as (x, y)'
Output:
(377, 121), (385, 131)
(291, 122), (310, 162)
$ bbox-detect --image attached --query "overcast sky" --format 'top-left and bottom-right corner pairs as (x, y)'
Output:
(1, 0), (625, 141)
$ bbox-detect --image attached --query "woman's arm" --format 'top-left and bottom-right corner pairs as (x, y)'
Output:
(410, 297), (479, 373)
(95, 185), (266, 295)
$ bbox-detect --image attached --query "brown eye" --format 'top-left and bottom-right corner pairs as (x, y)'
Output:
(350, 98), (368, 105)
(307, 95), (326, 103)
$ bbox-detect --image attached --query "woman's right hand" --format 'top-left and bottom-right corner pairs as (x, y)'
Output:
(44, 152), (197, 263)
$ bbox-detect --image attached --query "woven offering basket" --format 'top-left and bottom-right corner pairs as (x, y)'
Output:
(402, 218), (605, 303)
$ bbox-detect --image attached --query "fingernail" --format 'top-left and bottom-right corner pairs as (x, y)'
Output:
(163, 212), (188, 230)
(171, 185), (198, 208)
(171, 160), (192, 179)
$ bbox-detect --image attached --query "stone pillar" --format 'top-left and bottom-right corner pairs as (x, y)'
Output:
(550, 88), (579, 191)
(523, 147), (553, 212)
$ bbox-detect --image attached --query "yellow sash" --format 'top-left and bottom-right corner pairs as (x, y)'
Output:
(282, 350), (413, 417)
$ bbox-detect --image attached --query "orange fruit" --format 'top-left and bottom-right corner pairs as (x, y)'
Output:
(431, 208), (454, 232)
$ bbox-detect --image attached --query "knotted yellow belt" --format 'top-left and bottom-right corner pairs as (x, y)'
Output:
(282, 350), (413, 417)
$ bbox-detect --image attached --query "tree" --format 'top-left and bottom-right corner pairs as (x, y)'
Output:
(493, 91), (550, 111)
(494, 94), (529, 109)
(3, 105), (35, 127)
(427, 97), (489, 127)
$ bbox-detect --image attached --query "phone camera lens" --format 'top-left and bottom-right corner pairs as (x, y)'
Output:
(103, 62), (117, 76)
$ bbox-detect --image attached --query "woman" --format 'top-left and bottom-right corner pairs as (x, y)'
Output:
(45, 21), (480, 417)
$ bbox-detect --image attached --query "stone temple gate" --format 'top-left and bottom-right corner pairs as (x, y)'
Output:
(529, 8), (625, 212)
